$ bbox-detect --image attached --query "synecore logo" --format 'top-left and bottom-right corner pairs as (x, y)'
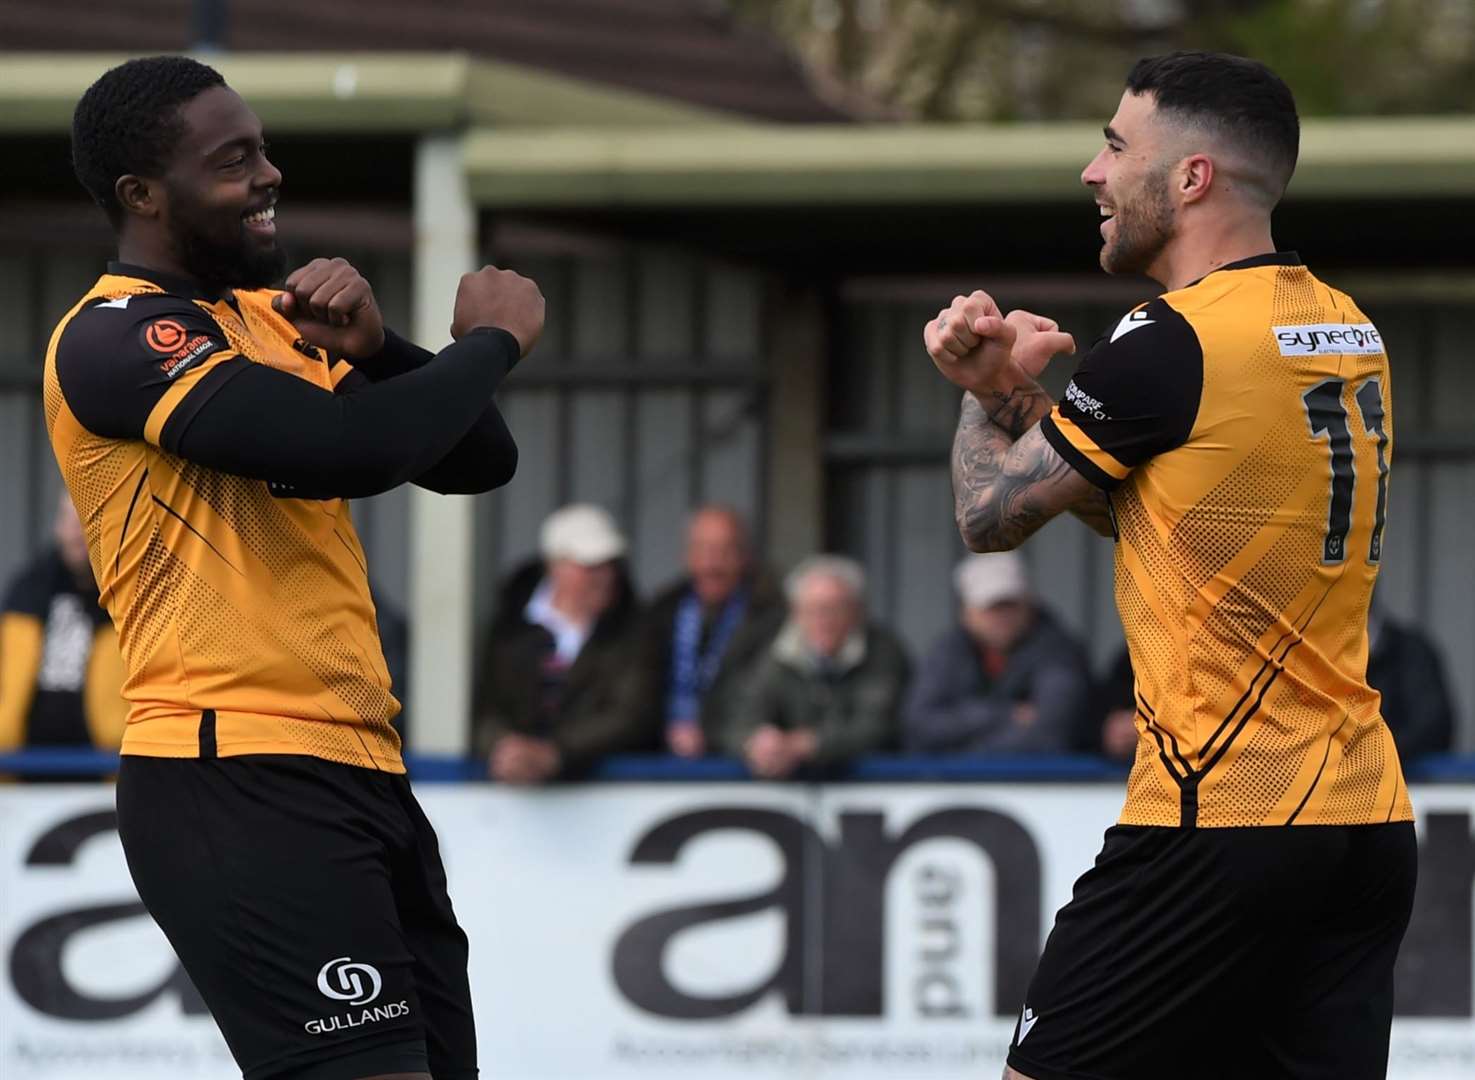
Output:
(316, 957), (382, 1006)
(1274, 323), (1383, 356)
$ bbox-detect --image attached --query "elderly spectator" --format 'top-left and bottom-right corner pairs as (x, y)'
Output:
(0, 493), (126, 756)
(615, 506), (784, 758)
(904, 552), (1092, 754)
(474, 504), (642, 784)
(716, 555), (907, 778)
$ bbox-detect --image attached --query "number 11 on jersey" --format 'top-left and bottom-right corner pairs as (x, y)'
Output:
(1303, 377), (1389, 566)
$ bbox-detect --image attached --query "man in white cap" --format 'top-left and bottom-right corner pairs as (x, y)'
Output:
(903, 551), (1092, 754)
(474, 504), (644, 783)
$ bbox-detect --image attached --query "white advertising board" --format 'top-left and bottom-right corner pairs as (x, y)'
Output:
(1, 782), (1471, 1079)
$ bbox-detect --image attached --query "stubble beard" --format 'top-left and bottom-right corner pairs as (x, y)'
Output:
(1100, 165), (1176, 277)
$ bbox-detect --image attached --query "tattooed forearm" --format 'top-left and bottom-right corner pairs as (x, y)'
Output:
(974, 378), (1054, 441)
(952, 394), (1011, 541)
(952, 395), (1115, 549)
(967, 389), (1118, 538)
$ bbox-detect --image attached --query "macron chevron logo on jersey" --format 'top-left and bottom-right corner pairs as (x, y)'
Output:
(1110, 308), (1155, 343)
(95, 296), (131, 310)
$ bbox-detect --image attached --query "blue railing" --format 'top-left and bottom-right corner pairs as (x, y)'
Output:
(1, 747), (1472, 781)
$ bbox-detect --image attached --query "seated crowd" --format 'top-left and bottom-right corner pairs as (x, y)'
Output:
(470, 502), (1458, 782)
(1, 499), (1459, 778)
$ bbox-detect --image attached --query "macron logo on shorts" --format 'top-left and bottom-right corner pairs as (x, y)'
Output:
(1274, 323), (1383, 356)
(1018, 1005), (1040, 1044)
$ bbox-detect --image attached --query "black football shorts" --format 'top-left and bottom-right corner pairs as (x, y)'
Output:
(116, 754), (476, 1080)
(1007, 821), (1417, 1080)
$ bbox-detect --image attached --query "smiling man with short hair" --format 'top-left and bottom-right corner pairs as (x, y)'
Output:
(925, 52), (1415, 1080)
(49, 54), (546, 1080)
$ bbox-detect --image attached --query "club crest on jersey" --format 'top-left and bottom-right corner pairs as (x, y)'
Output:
(292, 337), (324, 360)
(142, 317), (220, 378)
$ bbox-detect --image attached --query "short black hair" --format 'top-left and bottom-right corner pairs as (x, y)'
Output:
(71, 55), (227, 227)
(1126, 51), (1299, 205)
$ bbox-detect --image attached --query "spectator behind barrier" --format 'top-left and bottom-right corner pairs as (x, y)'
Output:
(474, 504), (643, 784)
(904, 552), (1092, 754)
(0, 493), (126, 762)
(1367, 598), (1455, 760)
(611, 506), (784, 759)
(716, 554), (908, 778)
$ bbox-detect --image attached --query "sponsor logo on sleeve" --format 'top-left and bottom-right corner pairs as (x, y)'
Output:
(1273, 323), (1383, 356)
(1063, 380), (1110, 421)
(142, 317), (222, 378)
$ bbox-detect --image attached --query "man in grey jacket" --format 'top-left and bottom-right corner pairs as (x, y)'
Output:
(904, 551), (1092, 754)
(715, 555), (908, 777)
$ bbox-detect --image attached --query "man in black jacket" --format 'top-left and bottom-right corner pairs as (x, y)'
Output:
(475, 504), (643, 782)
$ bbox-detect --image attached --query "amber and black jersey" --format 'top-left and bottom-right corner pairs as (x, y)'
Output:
(1041, 252), (1411, 827)
(44, 263), (518, 772)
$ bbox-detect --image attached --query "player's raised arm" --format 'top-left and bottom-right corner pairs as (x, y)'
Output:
(950, 401), (1105, 552)
(58, 266), (543, 501)
(925, 292), (1113, 548)
(275, 259), (534, 495)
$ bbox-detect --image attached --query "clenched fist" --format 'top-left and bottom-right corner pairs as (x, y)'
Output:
(271, 257), (385, 359)
(924, 290), (1074, 394)
(452, 266), (545, 358)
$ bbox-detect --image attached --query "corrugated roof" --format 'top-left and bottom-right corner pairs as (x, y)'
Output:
(0, 0), (850, 122)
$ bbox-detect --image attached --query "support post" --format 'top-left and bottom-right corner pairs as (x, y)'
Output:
(407, 134), (477, 755)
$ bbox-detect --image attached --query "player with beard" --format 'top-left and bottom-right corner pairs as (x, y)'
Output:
(47, 56), (543, 1080)
(924, 53), (1415, 1080)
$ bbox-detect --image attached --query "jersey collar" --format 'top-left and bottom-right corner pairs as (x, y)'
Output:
(1188, 250), (1302, 287)
(106, 260), (231, 303)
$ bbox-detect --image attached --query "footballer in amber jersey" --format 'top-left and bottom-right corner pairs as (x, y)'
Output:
(62, 54), (538, 1080)
(46, 267), (402, 771)
(1040, 252), (1410, 829)
(926, 52), (1417, 1080)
